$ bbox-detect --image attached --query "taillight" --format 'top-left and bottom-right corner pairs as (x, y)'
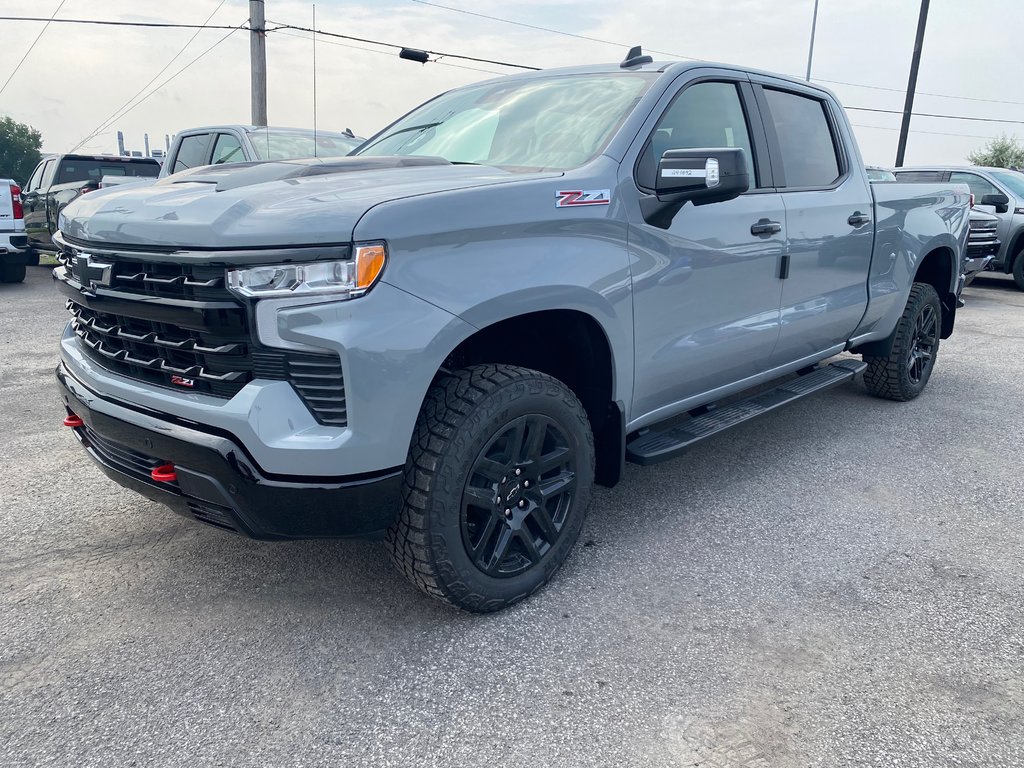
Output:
(969, 193), (975, 208)
(10, 184), (23, 219)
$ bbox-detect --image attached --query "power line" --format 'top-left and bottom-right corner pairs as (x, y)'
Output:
(850, 123), (998, 141)
(268, 25), (505, 75)
(0, 0), (69, 97)
(270, 22), (539, 70)
(0, 15), (245, 31)
(72, 0), (232, 152)
(68, 24), (245, 152)
(410, 0), (697, 60)
(846, 106), (1024, 126)
(410, 0), (1024, 112)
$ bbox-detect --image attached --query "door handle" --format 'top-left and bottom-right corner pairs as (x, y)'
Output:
(750, 218), (782, 236)
(848, 211), (871, 227)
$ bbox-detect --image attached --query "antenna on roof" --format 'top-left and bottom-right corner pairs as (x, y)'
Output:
(620, 45), (653, 69)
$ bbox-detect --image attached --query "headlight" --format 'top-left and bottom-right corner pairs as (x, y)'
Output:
(226, 242), (386, 299)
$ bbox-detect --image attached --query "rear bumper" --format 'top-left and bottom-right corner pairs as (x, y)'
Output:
(0, 232), (28, 255)
(56, 361), (403, 539)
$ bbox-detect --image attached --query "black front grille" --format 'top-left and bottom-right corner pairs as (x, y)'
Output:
(58, 239), (348, 426)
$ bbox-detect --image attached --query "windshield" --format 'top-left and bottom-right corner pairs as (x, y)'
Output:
(57, 159), (159, 185)
(355, 73), (655, 171)
(991, 170), (1024, 198)
(249, 130), (362, 160)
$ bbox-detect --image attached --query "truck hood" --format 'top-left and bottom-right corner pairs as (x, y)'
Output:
(59, 157), (561, 249)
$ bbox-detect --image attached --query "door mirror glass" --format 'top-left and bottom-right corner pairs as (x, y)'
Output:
(656, 147), (749, 205)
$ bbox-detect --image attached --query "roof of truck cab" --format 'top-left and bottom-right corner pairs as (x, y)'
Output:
(472, 59), (840, 99)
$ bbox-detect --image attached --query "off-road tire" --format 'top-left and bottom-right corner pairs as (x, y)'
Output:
(1012, 249), (1024, 291)
(0, 261), (26, 283)
(386, 364), (594, 612)
(863, 282), (941, 401)
(25, 251), (40, 267)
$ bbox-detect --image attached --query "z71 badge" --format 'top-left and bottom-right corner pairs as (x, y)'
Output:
(555, 189), (611, 208)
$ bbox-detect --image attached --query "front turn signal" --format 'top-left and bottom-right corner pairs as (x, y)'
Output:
(354, 243), (387, 290)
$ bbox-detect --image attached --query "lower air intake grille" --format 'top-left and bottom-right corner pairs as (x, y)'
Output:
(251, 351), (347, 427)
(187, 500), (239, 532)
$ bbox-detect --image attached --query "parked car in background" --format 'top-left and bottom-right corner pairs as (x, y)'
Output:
(22, 154), (161, 261)
(893, 166), (1024, 289)
(56, 53), (969, 611)
(865, 165), (896, 182)
(160, 125), (364, 177)
(0, 178), (28, 283)
(964, 207), (1000, 285)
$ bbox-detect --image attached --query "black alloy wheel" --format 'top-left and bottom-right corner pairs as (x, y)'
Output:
(461, 414), (577, 578)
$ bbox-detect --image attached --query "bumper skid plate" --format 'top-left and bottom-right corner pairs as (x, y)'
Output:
(56, 363), (402, 539)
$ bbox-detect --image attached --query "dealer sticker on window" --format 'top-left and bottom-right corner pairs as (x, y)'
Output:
(555, 189), (611, 207)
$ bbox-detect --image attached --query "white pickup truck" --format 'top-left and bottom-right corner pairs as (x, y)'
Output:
(0, 178), (28, 283)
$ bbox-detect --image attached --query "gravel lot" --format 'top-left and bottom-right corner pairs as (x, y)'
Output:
(2, 265), (1022, 767)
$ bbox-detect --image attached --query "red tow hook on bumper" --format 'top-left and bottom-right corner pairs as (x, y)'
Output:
(150, 463), (178, 483)
(63, 414), (84, 428)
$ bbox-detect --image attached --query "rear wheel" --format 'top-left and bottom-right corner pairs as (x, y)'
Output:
(24, 250), (40, 267)
(863, 282), (941, 401)
(0, 261), (26, 283)
(386, 364), (594, 612)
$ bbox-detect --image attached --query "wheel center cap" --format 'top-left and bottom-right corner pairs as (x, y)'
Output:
(504, 483), (522, 504)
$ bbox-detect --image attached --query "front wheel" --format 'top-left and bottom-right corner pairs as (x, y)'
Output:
(386, 364), (594, 612)
(863, 282), (941, 401)
(1012, 250), (1024, 291)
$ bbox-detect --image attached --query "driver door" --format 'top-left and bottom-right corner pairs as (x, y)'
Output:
(624, 75), (786, 422)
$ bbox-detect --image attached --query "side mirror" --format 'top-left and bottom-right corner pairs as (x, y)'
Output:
(980, 192), (1009, 213)
(641, 147), (750, 228)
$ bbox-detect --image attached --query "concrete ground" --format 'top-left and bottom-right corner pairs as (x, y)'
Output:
(1, 266), (1022, 768)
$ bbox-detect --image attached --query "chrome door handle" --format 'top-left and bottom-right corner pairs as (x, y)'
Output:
(750, 219), (782, 236)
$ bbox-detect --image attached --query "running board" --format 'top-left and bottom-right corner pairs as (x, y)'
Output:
(625, 359), (867, 466)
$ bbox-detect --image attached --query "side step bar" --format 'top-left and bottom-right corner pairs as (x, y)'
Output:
(625, 359), (867, 466)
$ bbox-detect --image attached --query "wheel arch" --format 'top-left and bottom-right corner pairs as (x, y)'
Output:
(434, 308), (625, 488)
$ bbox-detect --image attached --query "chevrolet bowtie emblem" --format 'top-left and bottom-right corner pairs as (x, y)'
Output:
(77, 253), (114, 289)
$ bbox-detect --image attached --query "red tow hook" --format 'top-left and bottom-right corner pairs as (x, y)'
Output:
(63, 414), (84, 428)
(151, 463), (178, 483)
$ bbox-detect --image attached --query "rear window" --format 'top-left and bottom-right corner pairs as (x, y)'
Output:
(763, 88), (842, 188)
(893, 170), (945, 183)
(56, 158), (160, 185)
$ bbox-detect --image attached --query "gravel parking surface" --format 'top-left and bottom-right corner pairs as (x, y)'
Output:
(2, 266), (1022, 767)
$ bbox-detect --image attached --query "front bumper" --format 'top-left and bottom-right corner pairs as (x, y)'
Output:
(57, 361), (402, 539)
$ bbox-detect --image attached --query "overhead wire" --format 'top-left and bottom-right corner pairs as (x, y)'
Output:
(72, 0), (232, 152)
(0, 15), (245, 31)
(0, 0), (70, 98)
(68, 23), (246, 151)
(267, 24), (505, 75)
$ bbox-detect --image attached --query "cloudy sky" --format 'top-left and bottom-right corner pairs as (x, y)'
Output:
(0, 0), (1021, 167)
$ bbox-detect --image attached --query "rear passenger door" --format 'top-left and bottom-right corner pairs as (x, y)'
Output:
(753, 80), (874, 367)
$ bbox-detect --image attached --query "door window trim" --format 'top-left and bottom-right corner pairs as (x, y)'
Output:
(752, 83), (850, 193)
(632, 76), (774, 195)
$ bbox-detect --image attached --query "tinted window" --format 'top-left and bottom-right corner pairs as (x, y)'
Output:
(893, 170), (945, 182)
(56, 159), (160, 185)
(638, 81), (756, 189)
(990, 170), (1024, 198)
(40, 159), (56, 187)
(211, 133), (245, 165)
(172, 134), (211, 173)
(764, 88), (841, 188)
(950, 171), (1000, 199)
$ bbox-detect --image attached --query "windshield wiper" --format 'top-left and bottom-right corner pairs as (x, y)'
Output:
(362, 122), (443, 151)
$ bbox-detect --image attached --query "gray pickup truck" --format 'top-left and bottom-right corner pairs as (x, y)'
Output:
(55, 50), (969, 611)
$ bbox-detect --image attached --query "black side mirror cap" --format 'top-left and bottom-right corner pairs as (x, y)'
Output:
(980, 192), (1009, 212)
(641, 147), (750, 228)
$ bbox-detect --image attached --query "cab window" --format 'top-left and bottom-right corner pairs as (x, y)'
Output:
(172, 134), (212, 173)
(211, 133), (244, 165)
(762, 88), (842, 189)
(637, 81), (756, 190)
(949, 172), (1000, 200)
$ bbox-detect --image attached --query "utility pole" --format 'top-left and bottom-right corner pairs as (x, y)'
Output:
(895, 0), (930, 167)
(249, 0), (268, 126)
(805, 0), (820, 81)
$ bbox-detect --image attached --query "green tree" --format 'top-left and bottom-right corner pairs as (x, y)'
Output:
(967, 134), (1024, 168)
(0, 116), (43, 184)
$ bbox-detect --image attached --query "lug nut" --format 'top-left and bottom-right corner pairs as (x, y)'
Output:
(504, 508), (512, 518)
(515, 468), (522, 476)
(523, 480), (530, 488)
(518, 499), (527, 508)
(501, 476), (507, 484)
